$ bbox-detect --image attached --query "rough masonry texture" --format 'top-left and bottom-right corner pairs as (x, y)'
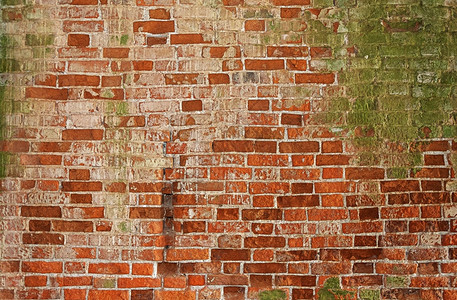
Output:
(0, 0), (457, 299)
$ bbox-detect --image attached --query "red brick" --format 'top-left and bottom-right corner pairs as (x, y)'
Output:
(410, 192), (450, 204)
(132, 61), (153, 71)
(83, 88), (124, 100)
(62, 181), (102, 192)
(316, 155), (350, 165)
(118, 277), (160, 288)
(281, 113), (303, 125)
(20, 154), (62, 165)
(310, 47), (332, 58)
(277, 195), (319, 207)
(254, 141), (276, 153)
(22, 261), (63, 273)
(70, 0), (98, 4)
(0, 261), (19, 273)
(267, 46), (308, 57)
(272, 0), (310, 4)
(89, 263), (129, 274)
(182, 221), (206, 233)
(245, 263), (286, 273)
(154, 290), (196, 300)
(23, 233), (65, 245)
(246, 127), (285, 140)
(164, 276), (186, 288)
(277, 250), (317, 261)
(21, 206), (61, 217)
(213, 140), (254, 152)
(70, 194), (92, 204)
(296, 73), (335, 84)
(68, 34), (90, 47)
(346, 168), (385, 179)
(315, 181), (354, 193)
(249, 182), (289, 194)
(65, 289), (86, 300)
(62, 129), (103, 140)
(242, 209), (282, 220)
(292, 155), (314, 166)
(204, 46), (241, 58)
(149, 8), (170, 19)
(286, 59), (308, 70)
(129, 207), (163, 219)
(59, 74), (99, 86)
(245, 237), (285, 248)
(245, 20), (265, 31)
(281, 8), (301, 18)
(25, 275), (47, 287)
(381, 180), (421, 192)
(88, 290), (129, 300)
(53, 220), (93, 232)
(170, 34), (210, 44)
(105, 182), (126, 193)
(209, 73), (230, 84)
(29, 220), (51, 231)
(57, 276), (93, 286)
(26, 87), (68, 100)
(291, 182), (313, 194)
(245, 59), (284, 70)
(223, 60), (243, 71)
(188, 275), (205, 286)
(166, 249), (209, 261)
(217, 208), (239, 220)
(279, 141), (319, 152)
(165, 73), (199, 85)
(182, 100), (202, 111)
(322, 141), (343, 153)
(275, 275), (316, 287)
(133, 21), (175, 33)
(103, 48), (129, 58)
(308, 209), (348, 221)
(69, 169), (90, 180)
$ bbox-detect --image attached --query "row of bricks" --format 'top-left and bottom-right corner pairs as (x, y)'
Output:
(18, 203), (457, 218)
(12, 177), (454, 193)
(4, 140), (455, 154)
(2, 289), (457, 300)
(7, 249), (457, 273)
(10, 273), (457, 288)
(20, 233), (457, 249)
(8, 176), (456, 193)
(7, 129), (457, 149)
(23, 72), (335, 91)
(5, 259), (457, 275)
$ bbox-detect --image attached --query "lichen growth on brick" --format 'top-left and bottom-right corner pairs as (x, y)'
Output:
(318, 277), (355, 300)
(309, 0), (457, 173)
(386, 276), (409, 288)
(0, 34), (15, 178)
(258, 289), (286, 300)
(359, 289), (381, 300)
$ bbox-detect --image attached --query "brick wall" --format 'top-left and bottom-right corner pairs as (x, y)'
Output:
(1, 0), (457, 299)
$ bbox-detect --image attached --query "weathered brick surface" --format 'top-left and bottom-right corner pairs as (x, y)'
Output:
(1, 0), (457, 299)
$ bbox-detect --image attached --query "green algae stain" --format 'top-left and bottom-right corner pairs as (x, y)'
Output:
(117, 221), (131, 233)
(120, 34), (129, 45)
(0, 34), (16, 179)
(258, 289), (286, 300)
(25, 34), (54, 46)
(307, 0), (457, 173)
(386, 276), (409, 288)
(359, 289), (381, 300)
(318, 277), (355, 300)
